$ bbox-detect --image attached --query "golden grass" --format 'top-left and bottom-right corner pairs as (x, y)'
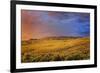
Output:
(21, 37), (90, 63)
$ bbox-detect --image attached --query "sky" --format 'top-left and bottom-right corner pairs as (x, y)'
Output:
(21, 10), (90, 40)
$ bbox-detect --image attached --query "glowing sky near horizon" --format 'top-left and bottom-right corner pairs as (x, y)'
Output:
(21, 10), (90, 40)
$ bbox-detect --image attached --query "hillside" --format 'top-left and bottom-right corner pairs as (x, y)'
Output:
(21, 37), (90, 63)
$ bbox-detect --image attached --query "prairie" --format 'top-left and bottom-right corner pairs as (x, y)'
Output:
(21, 37), (90, 63)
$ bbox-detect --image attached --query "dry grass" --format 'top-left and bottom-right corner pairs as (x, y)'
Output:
(21, 37), (90, 63)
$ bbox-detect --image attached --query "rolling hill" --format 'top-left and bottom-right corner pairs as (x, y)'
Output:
(21, 37), (90, 63)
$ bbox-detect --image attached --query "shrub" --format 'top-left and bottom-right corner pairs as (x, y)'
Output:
(67, 53), (84, 60)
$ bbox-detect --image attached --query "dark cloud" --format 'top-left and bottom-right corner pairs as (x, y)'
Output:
(21, 10), (90, 40)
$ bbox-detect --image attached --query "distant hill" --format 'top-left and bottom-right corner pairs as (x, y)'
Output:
(41, 36), (83, 40)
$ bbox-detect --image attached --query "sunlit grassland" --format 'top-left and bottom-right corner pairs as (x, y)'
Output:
(21, 37), (90, 63)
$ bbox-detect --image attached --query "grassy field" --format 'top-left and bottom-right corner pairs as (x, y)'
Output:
(21, 37), (90, 63)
